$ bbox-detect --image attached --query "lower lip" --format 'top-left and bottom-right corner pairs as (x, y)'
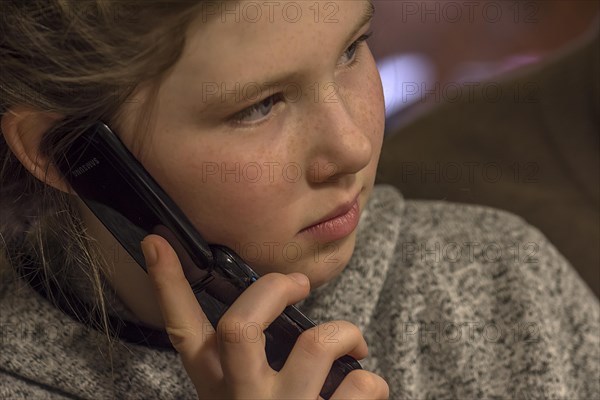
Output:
(299, 197), (360, 242)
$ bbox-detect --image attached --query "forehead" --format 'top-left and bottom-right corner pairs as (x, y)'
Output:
(172, 0), (372, 85)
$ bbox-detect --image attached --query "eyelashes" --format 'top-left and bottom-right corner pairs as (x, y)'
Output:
(339, 31), (373, 68)
(228, 32), (373, 126)
(229, 93), (284, 125)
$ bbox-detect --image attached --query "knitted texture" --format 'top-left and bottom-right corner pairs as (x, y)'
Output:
(1, 185), (598, 399)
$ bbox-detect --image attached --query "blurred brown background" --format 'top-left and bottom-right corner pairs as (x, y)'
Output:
(370, 0), (599, 84)
(370, 1), (600, 298)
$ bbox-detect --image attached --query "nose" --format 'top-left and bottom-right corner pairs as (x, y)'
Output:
(304, 85), (373, 184)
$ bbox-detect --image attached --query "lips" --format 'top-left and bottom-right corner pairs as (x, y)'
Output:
(300, 192), (361, 232)
(297, 193), (361, 243)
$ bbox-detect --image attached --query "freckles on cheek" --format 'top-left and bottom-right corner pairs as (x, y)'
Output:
(185, 156), (298, 228)
(363, 72), (385, 139)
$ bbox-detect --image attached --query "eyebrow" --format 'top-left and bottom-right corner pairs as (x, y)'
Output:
(199, 0), (375, 113)
(348, 0), (375, 48)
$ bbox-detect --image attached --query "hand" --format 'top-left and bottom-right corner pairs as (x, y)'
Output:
(141, 234), (389, 399)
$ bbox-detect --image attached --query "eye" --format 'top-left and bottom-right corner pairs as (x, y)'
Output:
(230, 93), (283, 125)
(338, 32), (373, 67)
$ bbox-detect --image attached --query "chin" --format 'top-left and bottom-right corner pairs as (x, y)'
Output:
(305, 230), (358, 289)
(249, 229), (358, 289)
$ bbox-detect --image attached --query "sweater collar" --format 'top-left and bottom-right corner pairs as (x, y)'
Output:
(297, 185), (405, 333)
(68, 184), (405, 335)
(0, 185), (404, 398)
(0, 273), (196, 399)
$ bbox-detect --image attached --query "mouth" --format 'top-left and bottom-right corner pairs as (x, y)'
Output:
(299, 191), (362, 242)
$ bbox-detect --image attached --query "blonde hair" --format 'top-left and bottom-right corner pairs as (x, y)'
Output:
(0, 0), (209, 337)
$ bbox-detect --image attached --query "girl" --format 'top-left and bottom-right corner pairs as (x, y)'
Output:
(1, 1), (598, 399)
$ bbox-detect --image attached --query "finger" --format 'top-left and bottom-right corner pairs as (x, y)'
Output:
(330, 370), (389, 400)
(142, 234), (220, 378)
(274, 320), (368, 397)
(217, 272), (311, 386)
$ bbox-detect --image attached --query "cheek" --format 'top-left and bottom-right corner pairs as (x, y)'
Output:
(352, 53), (386, 173)
(364, 57), (386, 143)
(343, 51), (386, 141)
(144, 139), (299, 247)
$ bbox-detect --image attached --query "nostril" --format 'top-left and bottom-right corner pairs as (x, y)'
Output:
(305, 160), (337, 184)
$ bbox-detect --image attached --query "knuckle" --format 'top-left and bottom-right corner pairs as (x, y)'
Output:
(216, 316), (266, 345)
(322, 320), (363, 346)
(296, 329), (329, 358)
(165, 325), (197, 351)
(251, 273), (296, 304)
(257, 273), (291, 294)
(346, 371), (388, 397)
(337, 320), (362, 339)
(216, 315), (241, 343)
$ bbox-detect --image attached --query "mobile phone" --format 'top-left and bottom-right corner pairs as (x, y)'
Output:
(54, 121), (361, 399)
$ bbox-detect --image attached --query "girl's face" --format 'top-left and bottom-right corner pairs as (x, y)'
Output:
(115, 0), (383, 288)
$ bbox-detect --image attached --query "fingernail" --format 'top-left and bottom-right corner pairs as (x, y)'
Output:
(141, 239), (158, 266)
(288, 273), (308, 286)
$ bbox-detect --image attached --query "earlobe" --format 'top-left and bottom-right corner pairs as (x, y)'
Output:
(1, 105), (72, 194)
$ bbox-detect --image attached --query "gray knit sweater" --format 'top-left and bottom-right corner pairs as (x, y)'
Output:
(1, 185), (599, 399)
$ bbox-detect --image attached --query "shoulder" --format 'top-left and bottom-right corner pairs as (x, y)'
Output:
(369, 186), (600, 398)
(403, 195), (539, 241)
(366, 184), (598, 304)
(396, 195), (598, 304)
(0, 370), (71, 400)
(370, 183), (554, 257)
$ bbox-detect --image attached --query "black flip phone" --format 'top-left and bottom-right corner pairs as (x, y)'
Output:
(54, 121), (361, 399)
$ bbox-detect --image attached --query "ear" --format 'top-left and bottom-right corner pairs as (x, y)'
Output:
(1, 105), (72, 193)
